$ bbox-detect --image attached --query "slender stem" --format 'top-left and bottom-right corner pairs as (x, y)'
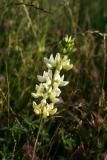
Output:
(32, 117), (43, 160)
(5, 61), (10, 127)
(99, 34), (107, 111)
(19, 0), (37, 39)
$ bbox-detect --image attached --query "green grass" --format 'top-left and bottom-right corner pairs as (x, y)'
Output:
(0, 0), (107, 159)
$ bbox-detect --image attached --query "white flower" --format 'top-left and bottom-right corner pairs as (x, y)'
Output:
(54, 53), (62, 70)
(37, 71), (48, 82)
(48, 86), (61, 103)
(33, 99), (47, 115)
(44, 53), (62, 70)
(62, 55), (73, 71)
(44, 53), (73, 71)
(53, 70), (69, 87)
(31, 83), (45, 98)
(37, 70), (52, 85)
(33, 101), (42, 115)
(33, 100), (57, 118)
(43, 103), (57, 118)
(44, 54), (55, 69)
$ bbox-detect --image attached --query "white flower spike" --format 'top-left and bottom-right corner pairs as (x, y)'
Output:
(32, 37), (74, 118)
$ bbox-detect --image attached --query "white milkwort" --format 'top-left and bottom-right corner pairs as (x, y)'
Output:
(32, 52), (73, 118)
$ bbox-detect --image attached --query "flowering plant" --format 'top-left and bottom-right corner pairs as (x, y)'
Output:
(32, 36), (74, 118)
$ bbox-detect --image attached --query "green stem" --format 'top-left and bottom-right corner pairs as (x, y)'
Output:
(32, 117), (43, 160)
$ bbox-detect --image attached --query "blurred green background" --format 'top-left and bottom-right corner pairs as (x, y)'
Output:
(0, 0), (107, 159)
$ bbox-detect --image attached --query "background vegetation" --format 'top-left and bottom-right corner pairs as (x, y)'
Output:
(0, 0), (107, 159)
